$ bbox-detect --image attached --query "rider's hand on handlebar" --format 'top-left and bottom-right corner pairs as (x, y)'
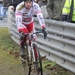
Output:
(19, 31), (24, 39)
(42, 28), (48, 39)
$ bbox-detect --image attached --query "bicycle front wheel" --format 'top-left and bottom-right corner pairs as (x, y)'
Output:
(21, 45), (32, 75)
(33, 44), (43, 75)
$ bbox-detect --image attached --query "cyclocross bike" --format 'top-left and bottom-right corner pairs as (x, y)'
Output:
(21, 30), (47, 75)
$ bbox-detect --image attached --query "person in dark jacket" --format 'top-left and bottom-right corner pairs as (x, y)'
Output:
(9, 0), (24, 11)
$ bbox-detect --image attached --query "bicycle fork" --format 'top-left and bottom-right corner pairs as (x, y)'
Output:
(31, 43), (38, 63)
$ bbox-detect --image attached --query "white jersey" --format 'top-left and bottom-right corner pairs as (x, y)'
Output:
(15, 1), (46, 30)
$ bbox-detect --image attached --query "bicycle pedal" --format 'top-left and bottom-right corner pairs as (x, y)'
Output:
(21, 59), (26, 62)
(20, 57), (26, 62)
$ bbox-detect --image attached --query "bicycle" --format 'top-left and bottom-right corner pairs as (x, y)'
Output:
(20, 30), (47, 75)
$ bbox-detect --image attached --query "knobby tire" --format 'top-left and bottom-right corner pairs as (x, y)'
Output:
(33, 44), (43, 75)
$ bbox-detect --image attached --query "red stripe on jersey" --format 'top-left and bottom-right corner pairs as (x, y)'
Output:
(35, 11), (42, 14)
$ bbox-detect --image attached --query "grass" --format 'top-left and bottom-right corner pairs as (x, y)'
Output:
(0, 27), (75, 75)
(0, 27), (25, 75)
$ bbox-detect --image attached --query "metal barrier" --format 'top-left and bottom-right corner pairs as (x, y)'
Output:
(7, 6), (75, 73)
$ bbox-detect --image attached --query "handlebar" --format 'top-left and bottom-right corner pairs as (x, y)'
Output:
(34, 31), (47, 39)
(23, 30), (47, 39)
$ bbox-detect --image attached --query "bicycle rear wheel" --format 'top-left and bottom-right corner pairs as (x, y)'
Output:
(33, 44), (43, 75)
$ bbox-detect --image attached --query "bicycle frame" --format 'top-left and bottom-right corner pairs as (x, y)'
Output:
(25, 33), (38, 62)
(22, 31), (46, 75)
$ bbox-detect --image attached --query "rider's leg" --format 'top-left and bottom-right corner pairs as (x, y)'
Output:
(19, 27), (29, 59)
(19, 22), (34, 59)
(20, 36), (27, 59)
(26, 22), (34, 46)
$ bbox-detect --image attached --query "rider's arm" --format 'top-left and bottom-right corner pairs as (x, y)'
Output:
(34, 3), (46, 29)
(15, 2), (26, 33)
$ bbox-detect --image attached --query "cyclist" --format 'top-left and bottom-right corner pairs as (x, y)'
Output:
(15, 0), (47, 60)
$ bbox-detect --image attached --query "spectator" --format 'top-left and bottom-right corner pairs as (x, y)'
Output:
(0, 3), (4, 20)
(60, 0), (65, 9)
(3, 0), (9, 7)
(62, 0), (75, 23)
(9, 0), (24, 11)
(38, 0), (47, 7)
(46, 0), (61, 20)
(40, 5), (49, 19)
